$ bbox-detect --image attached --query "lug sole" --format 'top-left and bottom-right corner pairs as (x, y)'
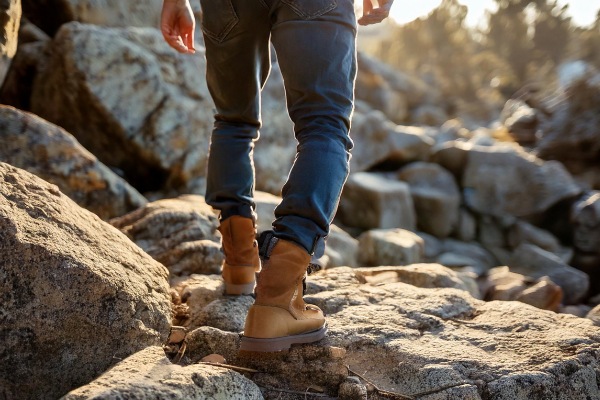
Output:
(239, 325), (327, 352)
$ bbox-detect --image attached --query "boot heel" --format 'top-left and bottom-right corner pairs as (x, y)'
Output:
(240, 325), (327, 352)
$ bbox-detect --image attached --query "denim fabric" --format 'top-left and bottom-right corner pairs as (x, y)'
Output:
(202, 0), (357, 255)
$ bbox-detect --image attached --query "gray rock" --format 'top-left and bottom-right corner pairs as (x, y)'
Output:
(483, 266), (563, 311)
(354, 263), (480, 299)
(454, 207), (477, 242)
(32, 23), (214, 194)
(500, 99), (539, 145)
(305, 267), (600, 400)
(0, 106), (147, 219)
(357, 228), (424, 267)
(586, 305), (600, 327)
(571, 191), (600, 254)
(339, 172), (416, 231)
(570, 191), (600, 294)
(62, 346), (264, 400)
(438, 239), (497, 276)
(0, 162), (172, 400)
(506, 220), (562, 254)
(509, 243), (590, 304)
(0, 0), (20, 86)
(536, 70), (600, 190)
(185, 326), (241, 365)
(461, 144), (582, 218)
(349, 110), (434, 173)
(325, 225), (359, 268)
(193, 296), (254, 333)
(111, 195), (223, 277)
(0, 19), (49, 110)
(22, 0), (165, 35)
(398, 162), (460, 238)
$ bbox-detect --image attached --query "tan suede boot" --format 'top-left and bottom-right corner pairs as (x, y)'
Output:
(241, 237), (326, 352)
(218, 215), (261, 295)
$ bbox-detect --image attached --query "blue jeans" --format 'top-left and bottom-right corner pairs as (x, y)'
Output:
(202, 0), (357, 255)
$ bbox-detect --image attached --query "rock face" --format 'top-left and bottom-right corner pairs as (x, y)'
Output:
(435, 141), (582, 218)
(537, 70), (600, 190)
(304, 268), (600, 400)
(398, 161), (461, 238)
(63, 346), (264, 400)
(0, 0), (20, 86)
(349, 109), (434, 173)
(22, 0), (165, 36)
(110, 195), (223, 277)
(31, 22), (214, 194)
(338, 172), (416, 230)
(0, 106), (147, 219)
(509, 243), (590, 305)
(0, 163), (172, 400)
(176, 266), (600, 399)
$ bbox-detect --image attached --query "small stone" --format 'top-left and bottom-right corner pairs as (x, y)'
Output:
(329, 347), (347, 359)
(200, 354), (226, 364)
(167, 326), (187, 344)
(339, 376), (368, 400)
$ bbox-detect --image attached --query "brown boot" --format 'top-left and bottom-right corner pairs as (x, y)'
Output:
(218, 215), (261, 295)
(241, 237), (326, 352)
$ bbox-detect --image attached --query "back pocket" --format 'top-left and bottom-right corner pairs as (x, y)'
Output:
(281, 0), (337, 19)
(199, 0), (239, 42)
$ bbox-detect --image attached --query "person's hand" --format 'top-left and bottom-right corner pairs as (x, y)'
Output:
(161, 0), (196, 54)
(358, 0), (394, 26)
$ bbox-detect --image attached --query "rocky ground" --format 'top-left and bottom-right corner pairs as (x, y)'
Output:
(1, 1), (600, 399)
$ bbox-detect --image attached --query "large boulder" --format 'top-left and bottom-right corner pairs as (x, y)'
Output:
(0, 19), (49, 110)
(398, 161), (461, 238)
(0, 162), (172, 400)
(22, 0), (166, 36)
(0, 106), (147, 219)
(177, 266), (600, 398)
(110, 195), (223, 278)
(0, 0), (20, 86)
(304, 268), (600, 399)
(509, 243), (590, 305)
(435, 141), (582, 218)
(357, 228), (424, 267)
(536, 68), (600, 190)
(31, 22), (214, 194)
(570, 191), (600, 295)
(349, 107), (434, 173)
(338, 172), (416, 231)
(62, 346), (264, 400)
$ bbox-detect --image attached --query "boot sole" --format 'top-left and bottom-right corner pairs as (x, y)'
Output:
(239, 325), (327, 352)
(224, 281), (256, 295)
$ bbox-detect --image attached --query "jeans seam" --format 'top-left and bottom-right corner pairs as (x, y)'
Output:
(280, 0), (337, 19)
(201, 0), (239, 43)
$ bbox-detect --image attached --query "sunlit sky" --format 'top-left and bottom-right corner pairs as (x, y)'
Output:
(389, 0), (599, 27)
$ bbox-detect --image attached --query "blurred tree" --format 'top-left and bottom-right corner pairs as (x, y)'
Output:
(532, 1), (571, 66)
(368, 0), (597, 124)
(573, 10), (600, 68)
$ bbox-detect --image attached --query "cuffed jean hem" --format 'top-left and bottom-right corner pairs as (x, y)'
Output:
(273, 214), (326, 255)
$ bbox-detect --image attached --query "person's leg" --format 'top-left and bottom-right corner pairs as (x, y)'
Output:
(201, 0), (271, 294)
(202, 0), (271, 221)
(270, 0), (357, 255)
(241, 0), (357, 351)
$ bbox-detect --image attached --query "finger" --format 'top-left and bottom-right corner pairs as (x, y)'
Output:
(167, 34), (190, 53)
(184, 31), (196, 53)
(359, 8), (390, 24)
(363, 0), (373, 15)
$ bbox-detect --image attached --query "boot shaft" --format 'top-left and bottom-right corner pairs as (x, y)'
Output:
(218, 215), (260, 269)
(254, 235), (311, 309)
